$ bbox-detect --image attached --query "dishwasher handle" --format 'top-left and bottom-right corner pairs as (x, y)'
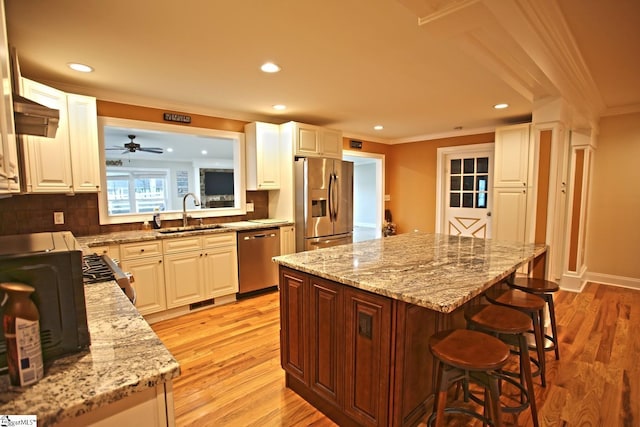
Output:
(243, 232), (278, 240)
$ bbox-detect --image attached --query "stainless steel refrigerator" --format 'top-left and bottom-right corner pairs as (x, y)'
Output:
(295, 157), (353, 251)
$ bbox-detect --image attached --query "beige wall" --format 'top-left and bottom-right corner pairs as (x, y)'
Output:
(586, 112), (640, 279)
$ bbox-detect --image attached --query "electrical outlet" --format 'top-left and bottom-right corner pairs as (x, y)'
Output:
(54, 212), (65, 225)
(384, 194), (391, 201)
(246, 202), (255, 212)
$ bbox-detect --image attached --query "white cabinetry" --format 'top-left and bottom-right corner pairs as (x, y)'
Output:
(285, 121), (343, 159)
(20, 78), (100, 193)
(67, 93), (100, 192)
(163, 232), (238, 307)
(202, 233), (238, 298)
(494, 123), (531, 187)
(0, 1), (19, 194)
(245, 122), (280, 190)
(119, 241), (166, 315)
(163, 236), (206, 308)
(280, 225), (295, 255)
(492, 123), (533, 243)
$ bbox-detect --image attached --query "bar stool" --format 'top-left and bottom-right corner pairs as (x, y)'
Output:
(508, 277), (560, 360)
(428, 329), (510, 427)
(465, 304), (540, 427)
(485, 288), (547, 387)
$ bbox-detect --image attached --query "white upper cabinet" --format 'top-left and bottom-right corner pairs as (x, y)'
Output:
(320, 128), (342, 159)
(494, 123), (531, 187)
(288, 121), (343, 159)
(0, 1), (19, 194)
(20, 78), (100, 193)
(67, 93), (100, 192)
(21, 78), (73, 193)
(245, 122), (280, 190)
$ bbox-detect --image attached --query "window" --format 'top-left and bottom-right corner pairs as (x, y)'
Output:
(106, 169), (169, 215)
(449, 157), (489, 209)
(97, 116), (246, 225)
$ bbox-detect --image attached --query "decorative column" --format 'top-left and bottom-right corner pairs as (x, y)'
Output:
(562, 130), (596, 291)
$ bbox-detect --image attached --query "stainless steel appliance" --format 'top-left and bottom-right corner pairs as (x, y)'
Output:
(237, 228), (280, 296)
(0, 232), (90, 370)
(295, 157), (353, 251)
(82, 253), (136, 303)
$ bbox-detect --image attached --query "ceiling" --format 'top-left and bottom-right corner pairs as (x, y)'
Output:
(5, 0), (640, 143)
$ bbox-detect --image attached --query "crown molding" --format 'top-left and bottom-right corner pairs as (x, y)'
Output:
(399, 0), (605, 127)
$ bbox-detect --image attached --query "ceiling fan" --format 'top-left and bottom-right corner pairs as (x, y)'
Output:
(106, 134), (163, 154)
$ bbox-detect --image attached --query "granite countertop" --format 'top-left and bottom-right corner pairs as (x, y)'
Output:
(77, 219), (292, 247)
(273, 231), (547, 313)
(0, 281), (180, 425)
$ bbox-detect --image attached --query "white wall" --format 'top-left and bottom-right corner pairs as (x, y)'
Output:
(354, 162), (377, 227)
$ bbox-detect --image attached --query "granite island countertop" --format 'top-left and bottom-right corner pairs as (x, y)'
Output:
(273, 231), (547, 313)
(0, 281), (180, 425)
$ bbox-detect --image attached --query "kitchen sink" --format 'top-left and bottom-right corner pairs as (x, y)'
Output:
(157, 224), (225, 234)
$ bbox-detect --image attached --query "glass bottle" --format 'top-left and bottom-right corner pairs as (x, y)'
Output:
(1, 282), (44, 387)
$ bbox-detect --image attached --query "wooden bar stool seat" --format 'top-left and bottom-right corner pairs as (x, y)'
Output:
(465, 304), (540, 427)
(428, 329), (510, 427)
(508, 277), (561, 360)
(485, 288), (547, 387)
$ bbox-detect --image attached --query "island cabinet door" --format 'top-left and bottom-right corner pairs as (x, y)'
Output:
(279, 268), (309, 385)
(309, 276), (344, 407)
(344, 288), (392, 427)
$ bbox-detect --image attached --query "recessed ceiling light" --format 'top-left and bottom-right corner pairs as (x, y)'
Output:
(260, 62), (281, 73)
(166, 148), (173, 153)
(201, 150), (207, 155)
(493, 103), (509, 109)
(272, 104), (286, 110)
(67, 62), (93, 73)
(374, 125), (384, 131)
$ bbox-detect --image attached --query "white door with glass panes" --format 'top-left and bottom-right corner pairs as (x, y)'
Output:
(444, 151), (493, 238)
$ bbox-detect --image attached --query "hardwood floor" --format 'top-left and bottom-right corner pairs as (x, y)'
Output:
(151, 282), (640, 426)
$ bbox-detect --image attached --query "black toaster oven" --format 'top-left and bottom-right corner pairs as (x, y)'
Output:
(0, 231), (90, 370)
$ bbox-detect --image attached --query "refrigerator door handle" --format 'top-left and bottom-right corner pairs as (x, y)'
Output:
(333, 173), (339, 221)
(328, 172), (335, 222)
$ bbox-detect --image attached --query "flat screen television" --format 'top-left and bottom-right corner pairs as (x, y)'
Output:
(204, 171), (234, 195)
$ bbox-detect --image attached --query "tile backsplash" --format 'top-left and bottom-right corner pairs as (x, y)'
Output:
(0, 191), (269, 236)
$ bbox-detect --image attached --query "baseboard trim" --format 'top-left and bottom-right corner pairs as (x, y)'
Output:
(586, 272), (640, 291)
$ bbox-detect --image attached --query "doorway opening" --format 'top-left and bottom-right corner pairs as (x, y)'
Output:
(343, 150), (385, 242)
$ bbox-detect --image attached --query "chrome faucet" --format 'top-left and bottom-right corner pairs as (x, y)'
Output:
(182, 192), (201, 227)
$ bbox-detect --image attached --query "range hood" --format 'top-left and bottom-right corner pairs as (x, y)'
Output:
(13, 94), (59, 138)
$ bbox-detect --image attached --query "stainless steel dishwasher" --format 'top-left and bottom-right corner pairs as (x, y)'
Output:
(237, 228), (280, 296)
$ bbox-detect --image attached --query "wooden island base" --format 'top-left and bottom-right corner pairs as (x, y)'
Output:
(279, 266), (477, 427)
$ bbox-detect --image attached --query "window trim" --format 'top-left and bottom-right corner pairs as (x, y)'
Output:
(97, 116), (246, 225)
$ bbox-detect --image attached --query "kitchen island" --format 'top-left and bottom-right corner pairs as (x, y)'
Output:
(273, 231), (546, 427)
(0, 280), (180, 426)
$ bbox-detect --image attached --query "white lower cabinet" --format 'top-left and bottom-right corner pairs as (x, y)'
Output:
(202, 244), (238, 298)
(280, 225), (295, 255)
(202, 233), (238, 298)
(119, 240), (166, 315)
(114, 231), (245, 319)
(492, 187), (528, 242)
(164, 250), (206, 308)
(163, 232), (238, 308)
(120, 255), (167, 316)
